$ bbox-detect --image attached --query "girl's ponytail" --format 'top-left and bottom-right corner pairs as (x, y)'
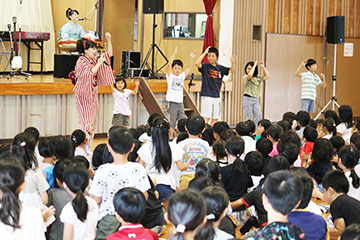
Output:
(0, 159), (25, 229)
(350, 169), (360, 189)
(64, 164), (89, 222)
(152, 118), (172, 173)
(12, 132), (37, 170)
(225, 136), (246, 173)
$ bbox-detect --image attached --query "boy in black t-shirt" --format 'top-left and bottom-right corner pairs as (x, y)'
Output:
(195, 46), (236, 125)
(323, 170), (360, 238)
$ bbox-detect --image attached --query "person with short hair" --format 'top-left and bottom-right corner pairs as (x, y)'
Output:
(166, 46), (196, 137)
(323, 170), (360, 238)
(294, 59), (326, 114)
(195, 46), (236, 125)
(106, 187), (158, 240)
(177, 115), (209, 189)
(250, 170), (305, 240)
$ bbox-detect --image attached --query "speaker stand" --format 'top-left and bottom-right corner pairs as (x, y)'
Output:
(139, 14), (168, 79)
(314, 44), (340, 120)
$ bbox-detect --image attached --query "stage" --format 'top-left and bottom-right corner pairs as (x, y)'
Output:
(0, 73), (232, 140)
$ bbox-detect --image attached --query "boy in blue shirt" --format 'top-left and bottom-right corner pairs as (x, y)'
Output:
(195, 46), (236, 125)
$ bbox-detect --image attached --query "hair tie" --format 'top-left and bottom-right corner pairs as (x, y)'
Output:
(236, 154), (240, 157)
(72, 136), (77, 144)
(176, 224), (186, 233)
(82, 40), (87, 49)
(20, 141), (26, 147)
(333, 123), (336, 127)
(207, 213), (216, 220)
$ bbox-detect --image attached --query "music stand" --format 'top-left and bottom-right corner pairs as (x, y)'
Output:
(139, 14), (168, 78)
(314, 44), (340, 120)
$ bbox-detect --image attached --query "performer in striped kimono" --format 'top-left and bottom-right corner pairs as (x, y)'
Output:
(74, 33), (115, 144)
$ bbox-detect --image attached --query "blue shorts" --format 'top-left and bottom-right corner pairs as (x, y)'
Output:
(301, 99), (315, 113)
(156, 184), (174, 201)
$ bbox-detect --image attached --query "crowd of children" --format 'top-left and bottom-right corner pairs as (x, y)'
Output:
(1, 47), (360, 239)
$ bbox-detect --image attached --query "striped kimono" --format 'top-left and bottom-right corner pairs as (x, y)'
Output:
(73, 52), (115, 139)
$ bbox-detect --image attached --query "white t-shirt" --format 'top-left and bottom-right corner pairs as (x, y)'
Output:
(139, 133), (152, 143)
(35, 146), (44, 165)
(19, 168), (50, 209)
(241, 136), (256, 156)
(345, 170), (360, 201)
(337, 123), (352, 143)
(89, 162), (151, 220)
(214, 228), (233, 240)
(113, 88), (132, 116)
(166, 72), (185, 103)
(177, 138), (210, 175)
(0, 203), (45, 240)
(60, 196), (99, 240)
(137, 141), (184, 190)
(74, 147), (91, 166)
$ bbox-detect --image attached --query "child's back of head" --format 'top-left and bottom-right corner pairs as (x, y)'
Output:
(339, 145), (360, 189)
(278, 131), (301, 150)
(312, 138), (333, 163)
(212, 121), (229, 138)
(186, 115), (205, 136)
(236, 121), (251, 136)
(71, 129), (86, 148)
(323, 118), (337, 136)
(303, 126), (318, 142)
(323, 169), (349, 195)
(282, 112), (296, 126)
(201, 123), (215, 146)
(267, 155), (290, 175)
(53, 159), (72, 187)
(196, 186), (229, 240)
(340, 224), (360, 240)
(113, 187), (146, 224)
(225, 136), (246, 173)
(176, 132), (189, 144)
(245, 151), (264, 176)
(212, 139), (227, 163)
(177, 118), (187, 133)
(12, 132), (37, 170)
(296, 111), (310, 127)
(167, 189), (206, 240)
(63, 164), (89, 222)
(324, 110), (340, 125)
(92, 143), (107, 169)
(188, 176), (215, 191)
(72, 155), (90, 169)
(278, 143), (300, 166)
(24, 126), (40, 143)
(195, 158), (220, 183)
(264, 170), (303, 215)
(108, 128), (134, 155)
(38, 137), (54, 158)
(265, 125), (283, 142)
(51, 135), (74, 160)
(331, 135), (345, 153)
(277, 120), (290, 132)
(289, 168), (313, 209)
(220, 129), (236, 141)
(245, 120), (256, 135)
(256, 137), (273, 157)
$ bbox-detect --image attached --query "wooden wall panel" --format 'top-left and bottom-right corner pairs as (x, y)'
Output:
(103, 0), (135, 73)
(264, 34), (326, 121)
(267, 0), (360, 37)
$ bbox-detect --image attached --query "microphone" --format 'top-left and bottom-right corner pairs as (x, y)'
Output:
(78, 18), (86, 21)
(97, 54), (110, 66)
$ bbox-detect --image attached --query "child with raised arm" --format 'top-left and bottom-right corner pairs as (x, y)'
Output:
(111, 77), (140, 127)
(195, 46), (236, 125)
(166, 46), (196, 136)
(295, 59), (326, 114)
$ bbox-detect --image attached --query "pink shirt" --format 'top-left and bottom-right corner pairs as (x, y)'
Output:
(269, 142), (279, 157)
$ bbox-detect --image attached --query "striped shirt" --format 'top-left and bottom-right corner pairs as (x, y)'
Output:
(300, 71), (322, 100)
(60, 21), (86, 39)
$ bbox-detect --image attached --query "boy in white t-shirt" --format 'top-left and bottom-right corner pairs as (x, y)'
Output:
(89, 128), (151, 240)
(166, 46), (196, 137)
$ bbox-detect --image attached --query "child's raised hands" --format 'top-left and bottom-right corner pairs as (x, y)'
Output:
(134, 78), (140, 85)
(259, 61), (265, 68)
(190, 51), (197, 59)
(301, 60), (307, 65)
(105, 32), (111, 41)
(204, 46), (211, 54)
(174, 46), (178, 54)
(230, 56), (237, 63)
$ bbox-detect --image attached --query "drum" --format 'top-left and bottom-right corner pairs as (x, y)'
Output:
(58, 39), (77, 52)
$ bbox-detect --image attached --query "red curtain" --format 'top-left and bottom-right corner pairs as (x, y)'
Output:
(202, 0), (217, 63)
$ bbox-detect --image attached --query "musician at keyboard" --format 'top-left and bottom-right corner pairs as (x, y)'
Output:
(59, 8), (85, 40)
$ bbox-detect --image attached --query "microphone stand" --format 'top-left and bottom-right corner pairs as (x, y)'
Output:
(188, 73), (195, 93)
